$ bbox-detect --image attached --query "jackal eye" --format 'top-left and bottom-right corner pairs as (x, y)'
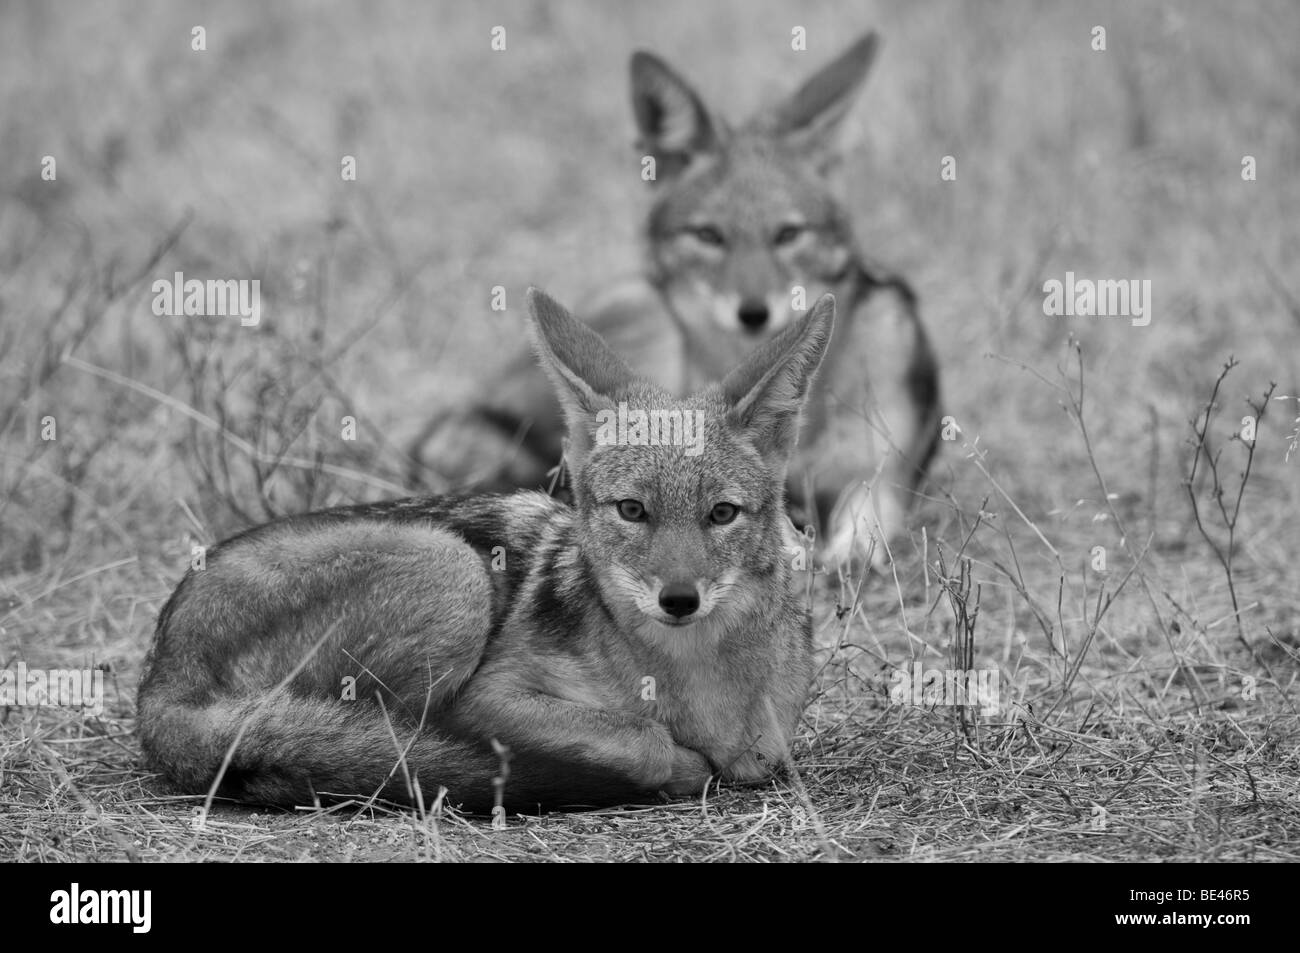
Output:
(616, 499), (648, 522)
(773, 224), (806, 247)
(688, 225), (726, 247)
(709, 502), (738, 525)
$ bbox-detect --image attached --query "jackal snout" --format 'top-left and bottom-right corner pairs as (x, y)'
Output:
(657, 579), (700, 619)
(605, 516), (753, 629)
(641, 526), (712, 622)
(688, 281), (810, 336)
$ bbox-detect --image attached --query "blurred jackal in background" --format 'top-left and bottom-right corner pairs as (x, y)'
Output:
(411, 32), (940, 569)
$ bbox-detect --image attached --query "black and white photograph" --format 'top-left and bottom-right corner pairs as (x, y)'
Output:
(0, 0), (1295, 892)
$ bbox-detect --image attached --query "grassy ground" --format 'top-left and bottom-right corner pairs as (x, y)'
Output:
(2, 0), (1298, 861)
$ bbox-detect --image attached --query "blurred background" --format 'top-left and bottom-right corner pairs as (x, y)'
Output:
(1, 0), (1298, 652)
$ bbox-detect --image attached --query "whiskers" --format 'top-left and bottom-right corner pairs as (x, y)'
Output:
(602, 563), (759, 632)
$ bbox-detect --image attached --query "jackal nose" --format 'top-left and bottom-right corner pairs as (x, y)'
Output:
(658, 582), (700, 619)
(737, 301), (770, 331)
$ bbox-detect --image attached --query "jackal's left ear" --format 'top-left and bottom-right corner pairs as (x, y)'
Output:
(527, 288), (636, 467)
(766, 31), (879, 157)
(723, 294), (834, 466)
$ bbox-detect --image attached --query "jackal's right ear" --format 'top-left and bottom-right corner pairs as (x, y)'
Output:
(527, 288), (636, 467)
(630, 51), (721, 177)
(723, 295), (835, 467)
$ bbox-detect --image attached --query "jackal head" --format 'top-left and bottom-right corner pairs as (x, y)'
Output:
(527, 288), (832, 645)
(630, 32), (878, 339)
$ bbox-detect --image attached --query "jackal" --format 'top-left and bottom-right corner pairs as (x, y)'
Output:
(409, 32), (940, 569)
(138, 290), (831, 812)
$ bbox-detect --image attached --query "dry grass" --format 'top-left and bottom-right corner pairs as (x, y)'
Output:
(2, 0), (1299, 862)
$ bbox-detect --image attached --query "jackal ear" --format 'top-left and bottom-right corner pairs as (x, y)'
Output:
(527, 288), (635, 467)
(630, 51), (722, 177)
(723, 295), (834, 466)
(766, 32), (878, 156)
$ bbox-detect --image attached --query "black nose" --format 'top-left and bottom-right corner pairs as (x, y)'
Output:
(658, 582), (700, 618)
(738, 302), (769, 330)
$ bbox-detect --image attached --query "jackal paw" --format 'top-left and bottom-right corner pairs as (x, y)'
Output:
(661, 745), (712, 797)
(821, 520), (889, 574)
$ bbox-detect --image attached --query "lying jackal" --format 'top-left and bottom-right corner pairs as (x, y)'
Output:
(410, 32), (939, 568)
(138, 290), (831, 812)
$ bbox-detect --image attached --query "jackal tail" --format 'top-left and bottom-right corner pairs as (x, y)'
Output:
(138, 690), (648, 812)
